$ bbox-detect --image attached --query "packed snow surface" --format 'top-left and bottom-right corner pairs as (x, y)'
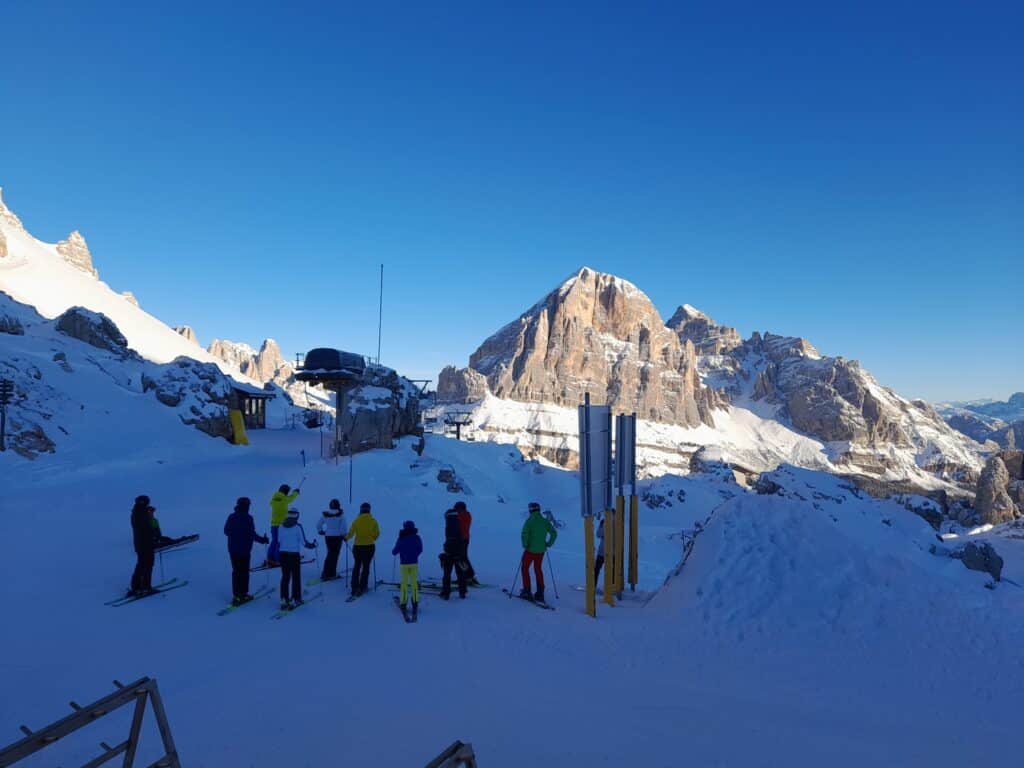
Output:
(3, 429), (1022, 767)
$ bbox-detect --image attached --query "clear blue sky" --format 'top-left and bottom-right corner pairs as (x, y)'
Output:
(1, 1), (1020, 401)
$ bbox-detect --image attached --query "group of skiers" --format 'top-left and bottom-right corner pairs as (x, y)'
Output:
(128, 487), (561, 611)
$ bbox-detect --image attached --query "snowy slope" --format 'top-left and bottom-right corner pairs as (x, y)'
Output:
(0, 195), (256, 378)
(2, 428), (1020, 766)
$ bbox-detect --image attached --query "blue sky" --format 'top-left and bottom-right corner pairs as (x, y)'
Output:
(1, 1), (1020, 401)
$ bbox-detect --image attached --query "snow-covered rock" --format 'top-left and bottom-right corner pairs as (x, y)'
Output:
(141, 358), (234, 440)
(55, 306), (133, 359)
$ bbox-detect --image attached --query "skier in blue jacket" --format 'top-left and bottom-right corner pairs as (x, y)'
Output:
(392, 520), (424, 619)
(224, 497), (269, 605)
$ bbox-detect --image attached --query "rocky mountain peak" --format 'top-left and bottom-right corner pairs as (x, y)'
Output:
(0, 187), (25, 231)
(207, 337), (292, 384)
(667, 304), (742, 355)
(464, 268), (724, 428)
(56, 230), (99, 278)
(0, 228), (7, 259)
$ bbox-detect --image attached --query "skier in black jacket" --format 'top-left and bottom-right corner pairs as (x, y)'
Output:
(439, 507), (468, 599)
(129, 495), (156, 596)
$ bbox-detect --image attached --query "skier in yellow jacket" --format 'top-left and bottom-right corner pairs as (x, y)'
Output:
(267, 484), (300, 565)
(344, 502), (380, 597)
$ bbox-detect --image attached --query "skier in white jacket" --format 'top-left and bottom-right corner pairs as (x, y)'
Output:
(316, 499), (347, 582)
(278, 509), (316, 610)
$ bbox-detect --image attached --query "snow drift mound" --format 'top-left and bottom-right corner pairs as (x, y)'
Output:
(658, 487), (1022, 648)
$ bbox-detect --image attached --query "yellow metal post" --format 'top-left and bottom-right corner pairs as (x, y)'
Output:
(615, 494), (625, 596)
(628, 494), (639, 590)
(603, 511), (615, 606)
(584, 515), (596, 617)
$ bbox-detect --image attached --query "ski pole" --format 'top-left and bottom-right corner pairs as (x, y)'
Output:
(344, 541), (349, 588)
(507, 555), (522, 598)
(546, 550), (559, 600)
(296, 474), (308, 491)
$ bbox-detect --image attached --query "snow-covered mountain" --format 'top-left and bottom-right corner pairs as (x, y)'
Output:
(939, 393), (1024, 448)
(438, 267), (984, 502)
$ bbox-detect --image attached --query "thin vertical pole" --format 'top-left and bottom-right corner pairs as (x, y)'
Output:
(377, 263), (384, 364)
(602, 513), (615, 606)
(629, 494), (639, 591)
(584, 515), (596, 617)
(614, 494), (625, 596)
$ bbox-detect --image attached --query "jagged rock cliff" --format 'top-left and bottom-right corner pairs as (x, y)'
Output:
(208, 338), (292, 385)
(174, 326), (201, 346)
(56, 231), (98, 278)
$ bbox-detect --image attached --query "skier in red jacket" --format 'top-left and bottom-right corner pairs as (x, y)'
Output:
(453, 501), (479, 586)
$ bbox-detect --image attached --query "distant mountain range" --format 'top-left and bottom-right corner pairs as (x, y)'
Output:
(439, 267), (985, 500)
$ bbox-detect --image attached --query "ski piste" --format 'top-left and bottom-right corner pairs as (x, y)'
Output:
(108, 580), (189, 607)
(251, 556), (315, 573)
(105, 578), (178, 605)
(502, 588), (555, 610)
(216, 586), (274, 616)
(271, 591), (322, 620)
(155, 534), (200, 554)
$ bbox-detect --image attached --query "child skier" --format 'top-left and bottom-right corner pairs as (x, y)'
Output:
(519, 502), (558, 603)
(224, 497), (269, 605)
(278, 509), (316, 610)
(391, 520), (423, 620)
(316, 499), (346, 581)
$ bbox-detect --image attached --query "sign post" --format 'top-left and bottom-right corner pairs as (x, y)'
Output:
(578, 393), (612, 617)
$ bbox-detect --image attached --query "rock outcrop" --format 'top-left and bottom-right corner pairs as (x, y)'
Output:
(0, 228), (7, 259)
(55, 307), (132, 358)
(56, 231), (98, 278)
(174, 326), (201, 346)
(336, 367), (422, 453)
(950, 541), (1004, 582)
(975, 456), (1018, 525)
(437, 365), (489, 403)
(0, 187), (24, 230)
(141, 358), (234, 440)
(121, 291), (139, 307)
(466, 267), (724, 427)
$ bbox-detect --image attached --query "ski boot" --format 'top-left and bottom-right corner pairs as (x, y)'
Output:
(412, 602), (419, 621)
(534, 587), (545, 604)
(293, 597), (304, 607)
(439, 590), (451, 600)
(518, 588), (534, 601)
(281, 599), (292, 611)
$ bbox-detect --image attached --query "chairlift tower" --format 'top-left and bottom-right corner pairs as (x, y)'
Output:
(444, 412), (473, 441)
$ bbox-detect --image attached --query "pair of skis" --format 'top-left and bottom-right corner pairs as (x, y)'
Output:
(155, 534), (200, 555)
(393, 596), (419, 623)
(106, 579), (189, 607)
(250, 556), (315, 573)
(215, 585), (275, 616)
(271, 590), (322, 620)
(503, 588), (555, 610)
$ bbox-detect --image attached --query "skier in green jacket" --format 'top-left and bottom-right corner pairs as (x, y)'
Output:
(519, 502), (557, 603)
